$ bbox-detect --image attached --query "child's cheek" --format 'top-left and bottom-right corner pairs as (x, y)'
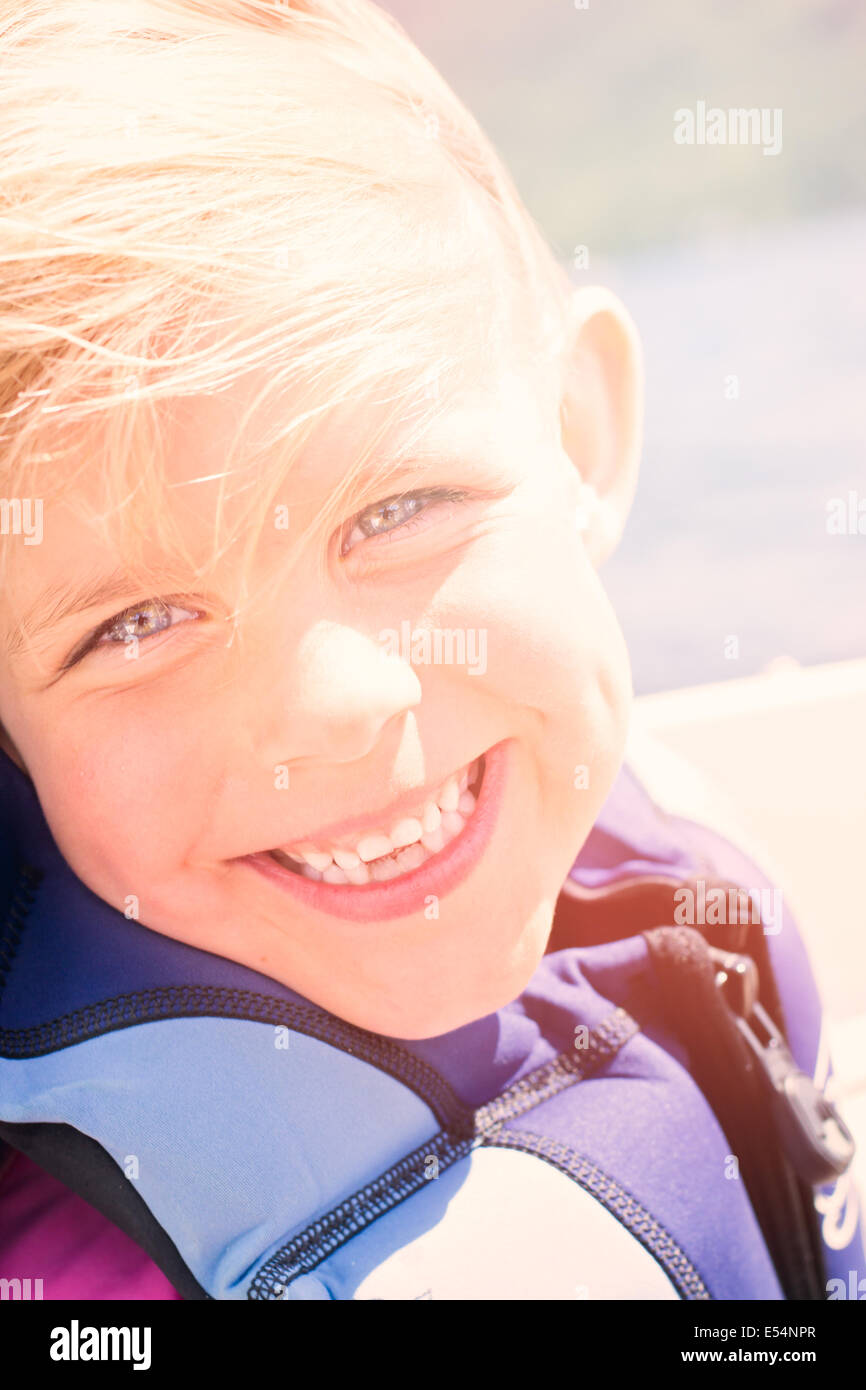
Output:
(28, 716), (217, 904)
(422, 512), (632, 765)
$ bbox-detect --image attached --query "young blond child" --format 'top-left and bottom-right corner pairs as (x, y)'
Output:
(0, 0), (860, 1303)
(0, 0), (641, 1041)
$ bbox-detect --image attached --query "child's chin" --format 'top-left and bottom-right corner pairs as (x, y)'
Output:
(364, 948), (551, 1041)
(372, 999), (499, 1041)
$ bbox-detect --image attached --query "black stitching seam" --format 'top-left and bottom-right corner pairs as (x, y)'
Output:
(0, 869), (633, 1135)
(247, 1009), (668, 1300)
(0, 864), (42, 1008)
(1, 978), (475, 1132)
(0, 876), (631, 1136)
(3, 865), (703, 1298)
(487, 1129), (711, 1300)
(0, 864), (472, 1129)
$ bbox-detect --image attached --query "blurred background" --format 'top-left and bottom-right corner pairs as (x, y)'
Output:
(381, 4), (866, 1173)
(383, 0), (866, 694)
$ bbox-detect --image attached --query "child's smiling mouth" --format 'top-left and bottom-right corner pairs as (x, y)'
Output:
(239, 742), (510, 923)
(271, 755), (485, 885)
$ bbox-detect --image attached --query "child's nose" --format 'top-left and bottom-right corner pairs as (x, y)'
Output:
(254, 620), (423, 766)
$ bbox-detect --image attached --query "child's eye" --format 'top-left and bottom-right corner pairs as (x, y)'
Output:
(339, 487), (468, 556)
(96, 599), (198, 648)
(68, 599), (202, 667)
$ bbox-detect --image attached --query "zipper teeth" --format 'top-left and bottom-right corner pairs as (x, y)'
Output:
(249, 1008), (641, 1300)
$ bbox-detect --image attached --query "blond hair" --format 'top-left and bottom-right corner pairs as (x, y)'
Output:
(0, 0), (571, 623)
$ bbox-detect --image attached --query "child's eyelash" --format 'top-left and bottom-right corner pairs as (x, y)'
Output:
(60, 488), (471, 671)
(63, 599), (203, 670)
(339, 487), (470, 556)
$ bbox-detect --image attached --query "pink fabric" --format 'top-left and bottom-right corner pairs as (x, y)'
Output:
(0, 1148), (182, 1299)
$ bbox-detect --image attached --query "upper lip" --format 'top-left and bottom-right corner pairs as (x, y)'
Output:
(266, 753), (483, 855)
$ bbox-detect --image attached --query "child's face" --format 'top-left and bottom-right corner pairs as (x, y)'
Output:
(0, 307), (636, 1038)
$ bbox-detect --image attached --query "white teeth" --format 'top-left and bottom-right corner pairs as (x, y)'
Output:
(356, 833), (393, 863)
(421, 800), (441, 834)
(302, 849), (333, 872)
(395, 842), (426, 872)
(370, 857), (402, 882)
(437, 777), (460, 812)
(420, 826), (445, 854)
(277, 756), (484, 885)
(333, 847), (361, 871)
(389, 817), (423, 849)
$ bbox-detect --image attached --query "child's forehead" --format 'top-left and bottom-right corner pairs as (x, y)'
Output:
(164, 352), (542, 493)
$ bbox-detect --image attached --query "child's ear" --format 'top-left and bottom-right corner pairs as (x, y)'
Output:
(558, 286), (643, 566)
